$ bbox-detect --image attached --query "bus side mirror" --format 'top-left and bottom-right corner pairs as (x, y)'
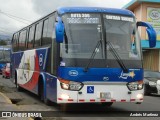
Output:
(55, 17), (64, 43)
(137, 21), (156, 48)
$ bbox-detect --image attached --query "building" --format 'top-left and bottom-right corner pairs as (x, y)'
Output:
(123, 0), (160, 71)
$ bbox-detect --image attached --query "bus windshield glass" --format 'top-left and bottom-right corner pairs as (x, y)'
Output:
(61, 13), (142, 68)
(104, 14), (141, 60)
(61, 14), (103, 59)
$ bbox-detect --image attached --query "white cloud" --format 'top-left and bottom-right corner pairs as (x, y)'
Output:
(32, 0), (132, 15)
(0, 0), (40, 35)
(0, 0), (132, 37)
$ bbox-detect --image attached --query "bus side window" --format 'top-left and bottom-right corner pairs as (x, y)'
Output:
(19, 30), (27, 51)
(48, 15), (55, 43)
(13, 34), (16, 52)
(42, 19), (49, 45)
(28, 25), (35, 49)
(16, 33), (19, 52)
(34, 22), (43, 48)
(13, 33), (19, 52)
(19, 32), (22, 51)
(42, 15), (55, 46)
(25, 28), (29, 49)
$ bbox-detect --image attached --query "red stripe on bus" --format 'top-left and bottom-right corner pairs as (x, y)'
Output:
(68, 99), (73, 101)
(130, 99), (135, 101)
(58, 98), (63, 100)
(121, 99), (126, 102)
(90, 99), (95, 102)
(100, 99), (106, 102)
(79, 99), (85, 102)
(111, 99), (116, 102)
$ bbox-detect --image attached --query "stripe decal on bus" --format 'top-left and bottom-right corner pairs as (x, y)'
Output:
(57, 99), (143, 102)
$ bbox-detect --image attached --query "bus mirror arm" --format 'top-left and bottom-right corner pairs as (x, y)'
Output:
(137, 21), (156, 48)
(55, 17), (64, 43)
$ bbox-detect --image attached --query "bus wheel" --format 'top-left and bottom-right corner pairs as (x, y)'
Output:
(44, 97), (52, 106)
(15, 72), (23, 91)
(101, 102), (113, 107)
(16, 83), (23, 91)
(144, 85), (150, 96)
(17, 85), (23, 91)
(39, 79), (51, 106)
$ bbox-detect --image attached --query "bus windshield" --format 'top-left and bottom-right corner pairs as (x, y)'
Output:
(104, 14), (141, 60)
(61, 14), (103, 59)
(61, 13), (142, 68)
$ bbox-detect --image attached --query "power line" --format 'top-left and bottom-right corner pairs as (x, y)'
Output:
(0, 11), (31, 25)
(0, 10), (32, 22)
(0, 30), (12, 34)
(0, 27), (14, 32)
(0, 27), (14, 33)
(0, 13), (30, 25)
(0, 34), (11, 37)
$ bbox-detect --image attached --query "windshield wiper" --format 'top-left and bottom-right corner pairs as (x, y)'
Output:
(107, 41), (128, 73)
(84, 40), (102, 72)
(84, 25), (103, 72)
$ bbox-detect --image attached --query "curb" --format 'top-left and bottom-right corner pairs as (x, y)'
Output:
(0, 92), (34, 120)
(0, 92), (12, 104)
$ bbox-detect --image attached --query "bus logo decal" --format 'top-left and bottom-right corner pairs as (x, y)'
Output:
(69, 70), (78, 76)
(119, 71), (135, 79)
(39, 54), (43, 66)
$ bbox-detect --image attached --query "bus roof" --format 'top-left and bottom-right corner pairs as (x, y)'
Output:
(57, 7), (134, 17)
(12, 7), (134, 36)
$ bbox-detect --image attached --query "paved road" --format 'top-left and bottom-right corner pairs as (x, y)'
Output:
(0, 75), (160, 120)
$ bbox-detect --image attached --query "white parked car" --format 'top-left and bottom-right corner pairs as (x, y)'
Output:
(157, 80), (160, 94)
(144, 70), (160, 95)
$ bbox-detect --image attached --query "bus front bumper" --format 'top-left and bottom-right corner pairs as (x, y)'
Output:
(56, 81), (144, 103)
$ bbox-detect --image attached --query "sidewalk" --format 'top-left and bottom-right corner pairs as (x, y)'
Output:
(0, 92), (33, 120)
(0, 92), (19, 111)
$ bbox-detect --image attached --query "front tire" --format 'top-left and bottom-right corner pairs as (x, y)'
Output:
(144, 84), (150, 96)
(15, 71), (23, 91)
(39, 78), (52, 106)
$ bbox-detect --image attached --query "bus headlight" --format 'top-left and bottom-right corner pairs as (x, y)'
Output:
(137, 93), (143, 99)
(59, 79), (83, 91)
(127, 81), (143, 91)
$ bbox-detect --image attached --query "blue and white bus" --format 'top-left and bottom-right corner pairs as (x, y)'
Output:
(11, 7), (156, 106)
(0, 47), (10, 74)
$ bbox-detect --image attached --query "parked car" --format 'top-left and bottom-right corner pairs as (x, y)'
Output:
(2, 63), (10, 78)
(144, 70), (160, 95)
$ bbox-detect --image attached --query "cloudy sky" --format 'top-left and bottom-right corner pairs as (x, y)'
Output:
(0, 0), (132, 37)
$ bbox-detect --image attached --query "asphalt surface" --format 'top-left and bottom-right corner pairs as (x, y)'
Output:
(0, 75), (160, 120)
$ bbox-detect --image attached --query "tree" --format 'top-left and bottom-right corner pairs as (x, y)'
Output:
(0, 40), (7, 45)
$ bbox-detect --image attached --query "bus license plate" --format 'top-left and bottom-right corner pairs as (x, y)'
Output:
(100, 92), (111, 99)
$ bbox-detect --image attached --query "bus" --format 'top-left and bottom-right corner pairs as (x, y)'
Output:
(0, 47), (10, 74)
(11, 7), (156, 106)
